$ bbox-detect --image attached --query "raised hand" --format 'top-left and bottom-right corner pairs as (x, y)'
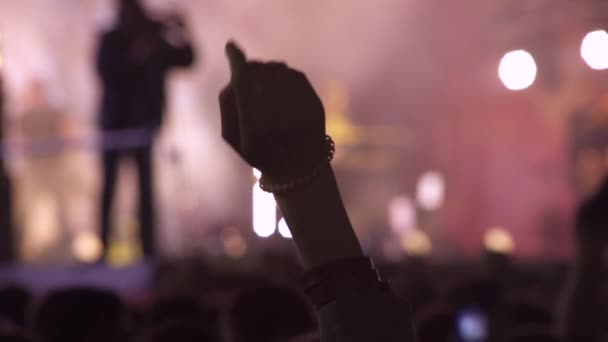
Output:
(218, 41), (363, 270)
(219, 41), (327, 180)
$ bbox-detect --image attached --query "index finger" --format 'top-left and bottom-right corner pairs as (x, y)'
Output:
(225, 40), (247, 81)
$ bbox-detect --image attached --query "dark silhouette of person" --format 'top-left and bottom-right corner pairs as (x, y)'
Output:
(96, 0), (195, 259)
(0, 75), (14, 264)
(0, 285), (31, 328)
(223, 286), (317, 342)
(32, 287), (129, 342)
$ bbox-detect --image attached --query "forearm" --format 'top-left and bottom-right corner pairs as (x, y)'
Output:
(274, 164), (418, 342)
(274, 162), (363, 270)
(220, 42), (416, 341)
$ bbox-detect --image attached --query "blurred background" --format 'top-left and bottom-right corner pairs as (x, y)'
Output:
(2, 0), (608, 266)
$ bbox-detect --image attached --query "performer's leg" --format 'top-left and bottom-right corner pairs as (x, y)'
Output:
(135, 145), (155, 258)
(101, 150), (120, 259)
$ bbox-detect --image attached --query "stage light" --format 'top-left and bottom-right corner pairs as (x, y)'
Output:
(498, 50), (537, 90)
(22, 194), (59, 261)
(72, 231), (102, 263)
(253, 181), (276, 238)
(278, 218), (292, 239)
(416, 171), (445, 211)
(253, 168), (262, 179)
(401, 229), (432, 256)
(388, 195), (416, 235)
(581, 30), (608, 70)
(484, 227), (515, 254)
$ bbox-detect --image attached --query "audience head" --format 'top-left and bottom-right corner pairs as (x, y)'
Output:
(392, 273), (435, 314)
(290, 332), (320, 342)
(414, 304), (457, 342)
(0, 285), (31, 328)
(223, 286), (316, 342)
(500, 326), (561, 342)
(32, 287), (129, 342)
(0, 329), (37, 342)
(499, 293), (553, 330)
(139, 319), (211, 342)
(446, 277), (502, 312)
(149, 293), (204, 323)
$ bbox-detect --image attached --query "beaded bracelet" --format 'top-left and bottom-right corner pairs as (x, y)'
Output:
(259, 134), (336, 194)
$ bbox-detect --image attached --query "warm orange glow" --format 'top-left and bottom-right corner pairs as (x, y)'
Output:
(72, 231), (102, 263)
(484, 227), (515, 254)
(21, 193), (60, 261)
(221, 227), (248, 258)
(401, 229), (432, 256)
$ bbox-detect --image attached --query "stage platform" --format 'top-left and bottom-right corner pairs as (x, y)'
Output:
(0, 262), (154, 295)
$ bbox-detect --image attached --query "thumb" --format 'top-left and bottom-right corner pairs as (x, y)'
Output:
(225, 40), (247, 81)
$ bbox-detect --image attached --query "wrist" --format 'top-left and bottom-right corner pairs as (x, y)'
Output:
(260, 133), (331, 182)
(274, 163), (363, 270)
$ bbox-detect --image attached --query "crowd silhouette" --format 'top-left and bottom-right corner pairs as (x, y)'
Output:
(0, 0), (607, 341)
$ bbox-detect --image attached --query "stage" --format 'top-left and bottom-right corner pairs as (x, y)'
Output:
(0, 262), (154, 295)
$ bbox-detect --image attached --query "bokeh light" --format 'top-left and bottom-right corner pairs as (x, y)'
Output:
(416, 171), (445, 211)
(278, 218), (292, 239)
(252, 168), (262, 180)
(72, 231), (102, 263)
(401, 229), (432, 256)
(388, 195), (416, 235)
(221, 227), (248, 258)
(252, 182), (276, 238)
(581, 30), (608, 70)
(498, 50), (537, 90)
(484, 227), (515, 254)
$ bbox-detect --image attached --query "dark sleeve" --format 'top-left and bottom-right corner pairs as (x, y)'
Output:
(96, 32), (134, 83)
(318, 293), (416, 342)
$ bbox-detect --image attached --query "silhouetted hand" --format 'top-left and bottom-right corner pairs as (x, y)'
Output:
(576, 177), (608, 260)
(219, 41), (326, 180)
(219, 41), (363, 270)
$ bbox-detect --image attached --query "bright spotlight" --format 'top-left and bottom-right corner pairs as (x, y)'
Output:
(484, 227), (515, 254)
(416, 171), (445, 211)
(498, 50), (537, 90)
(253, 168), (262, 180)
(278, 218), (292, 239)
(253, 182), (276, 237)
(581, 30), (608, 70)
